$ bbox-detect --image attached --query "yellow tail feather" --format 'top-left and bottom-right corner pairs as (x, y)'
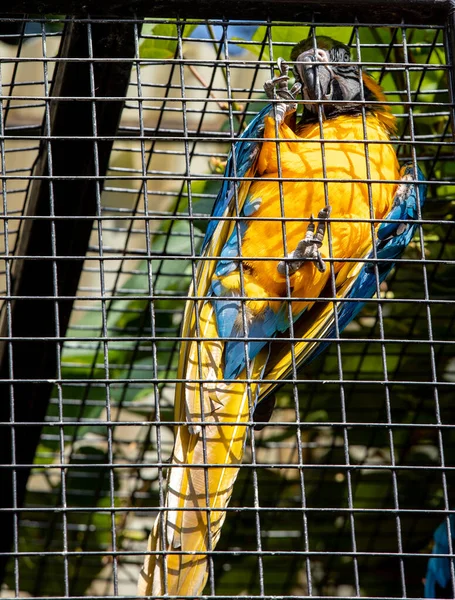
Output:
(138, 298), (264, 597)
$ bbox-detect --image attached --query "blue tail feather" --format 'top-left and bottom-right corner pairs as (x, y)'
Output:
(425, 515), (455, 598)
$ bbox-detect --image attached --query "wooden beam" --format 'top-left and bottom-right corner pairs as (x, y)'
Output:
(0, 19), (136, 583)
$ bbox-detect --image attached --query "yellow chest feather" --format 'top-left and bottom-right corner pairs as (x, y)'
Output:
(238, 114), (399, 302)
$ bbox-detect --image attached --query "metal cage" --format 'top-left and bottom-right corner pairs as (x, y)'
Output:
(0, 1), (454, 598)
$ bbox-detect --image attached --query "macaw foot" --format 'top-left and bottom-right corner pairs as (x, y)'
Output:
(264, 58), (302, 125)
(277, 206), (332, 276)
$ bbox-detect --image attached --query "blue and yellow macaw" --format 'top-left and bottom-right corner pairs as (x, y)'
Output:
(138, 36), (427, 597)
(425, 515), (455, 598)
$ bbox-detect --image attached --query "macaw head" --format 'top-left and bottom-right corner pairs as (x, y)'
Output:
(291, 35), (394, 130)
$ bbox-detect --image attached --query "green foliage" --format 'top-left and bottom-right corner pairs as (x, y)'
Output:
(6, 446), (120, 597)
(235, 25), (352, 62)
(39, 217), (205, 452)
(140, 21), (199, 59)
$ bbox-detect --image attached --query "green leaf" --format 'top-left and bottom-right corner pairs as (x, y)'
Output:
(235, 25), (353, 61)
(140, 21), (199, 59)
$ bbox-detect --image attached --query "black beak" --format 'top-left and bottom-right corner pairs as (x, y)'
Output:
(294, 47), (334, 102)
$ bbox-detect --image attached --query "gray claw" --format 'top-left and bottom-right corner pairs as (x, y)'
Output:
(263, 58), (300, 123)
(277, 205), (331, 275)
(289, 81), (302, 97)
(276, 58), (289, 80)
(264, 75), (290, 99)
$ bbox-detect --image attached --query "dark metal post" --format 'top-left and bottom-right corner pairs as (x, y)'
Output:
(2, 0), (451, 22)
(0, 18), (136, 583)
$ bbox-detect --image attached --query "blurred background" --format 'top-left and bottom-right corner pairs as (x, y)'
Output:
(0, 12), (454, 599)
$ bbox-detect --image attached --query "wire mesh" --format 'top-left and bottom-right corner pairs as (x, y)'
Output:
(0, 9), (454, 600)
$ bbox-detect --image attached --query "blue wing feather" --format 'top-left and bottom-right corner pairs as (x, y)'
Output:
(203, 103), (290, 379)
(202, 105), (271, 250)
(214, 221), (248, 277)
(336, 164), (426, 328)
(301, 163), (427, 364)
(210, 275), (289, 379)
(425, 515), (455, 598)
(224, 312), (278, 380)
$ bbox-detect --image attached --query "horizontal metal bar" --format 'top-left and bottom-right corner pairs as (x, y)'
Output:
(0, 253), (449, 264)
(0, 378), (449, 386)
(0, 547), (451, 559)
(0, 596), (434, 600)
(1, 420), (454, 429)
(2, 136), (453, 148)
(0, 214), (449, 225)
(0, 597), (438, 600)
(0, 335), (451, 345)
(0, 294), (450, 305)
(2, 505), (455, 514)
(0, 172), (449, 182)
(0, 59), (450, 68)
(0, 462), (451, 471)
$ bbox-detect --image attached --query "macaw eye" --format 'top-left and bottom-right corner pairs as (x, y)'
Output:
(343, 50), (350, 62)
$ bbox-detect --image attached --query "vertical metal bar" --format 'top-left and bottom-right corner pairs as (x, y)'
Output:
(131, 14), (167, 593)
(39, 20), (70, 595)
(175, 17), (215, 597)
(0, 31), (20, 598)
(402, 21), (454, 599)
(225, 20), (265, 595)
(266, 23), (313, 596)
(354, 24), (408, 597)
(0, 16), (137, 585)
(309, 24), (362, 596)
(86, 19), (119, 595)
